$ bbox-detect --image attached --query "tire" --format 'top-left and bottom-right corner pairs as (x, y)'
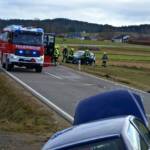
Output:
(1, 55), (6, 68)
(35, 66), (42, 73)
(90, 60), (94, 66)
(2, 63), (6, 68)
(6, 63), (13, 71)
(5, 59), (13, 71)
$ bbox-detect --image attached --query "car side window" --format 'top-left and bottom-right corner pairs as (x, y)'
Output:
(133, 119), (150, 145)
(68, 138), (125, 150)
(1, 32), (8, 41)
(140, 136), (149, 150)
(128, 124), (148, 150)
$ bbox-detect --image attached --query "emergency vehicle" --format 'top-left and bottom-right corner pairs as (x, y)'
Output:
(44, 33), (55, 66)
(0, 25), (44, 72)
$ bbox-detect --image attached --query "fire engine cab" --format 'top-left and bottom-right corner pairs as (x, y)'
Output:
(0, 25), (44, 72)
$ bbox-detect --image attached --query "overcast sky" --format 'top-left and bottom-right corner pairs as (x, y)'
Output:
(0, 0), (150, 26)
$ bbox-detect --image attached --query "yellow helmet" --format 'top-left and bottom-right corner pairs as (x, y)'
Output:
(55, 44), (60, 49)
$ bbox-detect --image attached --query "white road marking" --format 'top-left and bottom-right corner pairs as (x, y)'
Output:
(45, 72), (63, 80)
(62, 66), (148, 94)
(1, 66), (149, 124)
(1, 68), (73, 123)
(83, 83), (94, 86)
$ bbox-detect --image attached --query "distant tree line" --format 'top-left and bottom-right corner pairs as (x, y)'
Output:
(0, 18), (150, 34)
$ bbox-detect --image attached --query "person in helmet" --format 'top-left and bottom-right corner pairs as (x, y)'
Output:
(53, 45), (61, 66)
(62, 46), (68, 63)
(67, 48), (74, 62)
(84, 49), (91, 64)
(69, 48), (74, 57)
(101, 52), (109, 67)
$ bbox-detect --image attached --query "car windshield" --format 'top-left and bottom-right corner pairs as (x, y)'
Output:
(12, 31), (43, 46)
(68, 138), (125, 150)
(74, 51), (84, 57)
(90, 52), (94, 57)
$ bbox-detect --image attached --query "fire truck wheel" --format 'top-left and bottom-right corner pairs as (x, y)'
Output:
(6, 64), (13, 71)
(35, 66), (42, 73)
(6, 61), (13, 71)
(2, 63), (6, 68)
(1, 57), (6, 68)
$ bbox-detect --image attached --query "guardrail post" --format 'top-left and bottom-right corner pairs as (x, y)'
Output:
(78, 59), (81, 71)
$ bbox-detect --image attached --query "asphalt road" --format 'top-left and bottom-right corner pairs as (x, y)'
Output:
(9, 65), (150, 119)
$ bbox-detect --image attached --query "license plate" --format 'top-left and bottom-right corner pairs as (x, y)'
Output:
(19, 59), (31, 62)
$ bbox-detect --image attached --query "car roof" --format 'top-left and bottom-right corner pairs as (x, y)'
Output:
(74, 50), (94, 55)
(43, 116), (130, 150)
(75, 50), (85, 53)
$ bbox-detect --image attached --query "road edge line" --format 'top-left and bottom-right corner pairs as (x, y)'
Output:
(1, 68), (74, 124)
(61, 65), (148, 94)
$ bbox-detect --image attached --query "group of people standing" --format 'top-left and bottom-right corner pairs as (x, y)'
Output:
(52, 45), (109, 67)
(62, 46), (74, 63)
(52, 45), (74, 65)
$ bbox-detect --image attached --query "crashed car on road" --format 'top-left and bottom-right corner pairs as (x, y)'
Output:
(42, 90), (150, 150)
(66, 50), (95, 65)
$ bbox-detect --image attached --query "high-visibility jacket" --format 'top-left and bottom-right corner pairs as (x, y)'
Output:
(54, 48), (60, 57)
(102, 54), (108, 61)
(69, 48), (74, 56)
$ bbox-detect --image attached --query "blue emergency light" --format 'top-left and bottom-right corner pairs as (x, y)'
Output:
(32, 51), (37, 55)
(4, 25), (44, 33)
(19, 50), (24, 54)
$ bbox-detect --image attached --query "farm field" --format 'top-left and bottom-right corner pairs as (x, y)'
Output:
(56, 37), (150, 51)
(57, 38), (150, 91)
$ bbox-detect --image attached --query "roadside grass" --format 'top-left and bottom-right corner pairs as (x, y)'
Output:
(56, 37), (112, 45)
(110, 61), (150, 70)
(63, 63), (150, 91)
(0, 71), (69, 135)
(95, 53), (150, 62)
(101, 47), (150, 53)
(98, 49), (150, 56)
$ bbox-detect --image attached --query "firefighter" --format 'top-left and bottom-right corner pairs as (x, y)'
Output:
(84, 49), (91, 64)
(69, 48), (74, 57)
(53, 45), (60, 66)
(68, 48), (74, 62)
(101, 52), (108, 67)
(62, 46), (68, 63)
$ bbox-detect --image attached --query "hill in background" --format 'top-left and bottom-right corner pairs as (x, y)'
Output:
(1, 18), (150, 40)
(0, 18), (150, 33)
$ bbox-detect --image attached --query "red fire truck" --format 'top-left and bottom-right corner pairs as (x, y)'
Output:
(0, 25), (44, 72)
(43, 33), (55, 66)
